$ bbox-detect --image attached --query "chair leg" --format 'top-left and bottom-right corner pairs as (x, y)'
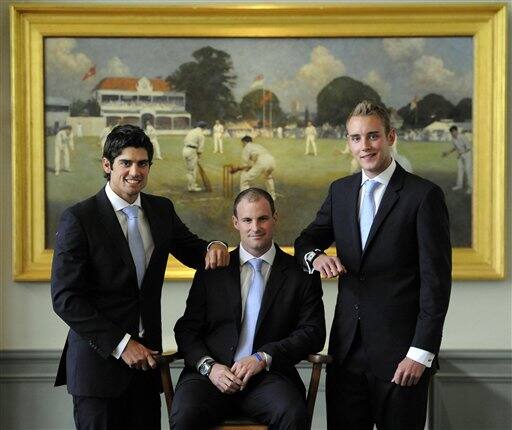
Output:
(160, 364), (174, 421)
(306, 362), (323, 430)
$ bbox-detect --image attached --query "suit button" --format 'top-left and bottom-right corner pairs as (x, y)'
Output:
(359, 274), (365, 281)
(354, 304), (359, 310)
(230, 347), (234, 351)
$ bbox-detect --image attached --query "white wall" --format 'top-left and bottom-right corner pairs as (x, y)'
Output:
(1, 0), (510, 352)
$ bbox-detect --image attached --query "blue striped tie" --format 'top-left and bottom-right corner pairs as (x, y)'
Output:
(360, 180), (379, 249)
(121, 206), (146, 287)
(234, 258), (264, 361)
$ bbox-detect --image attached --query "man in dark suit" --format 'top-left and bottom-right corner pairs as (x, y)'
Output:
(51, 124), (229, 430)
(170, 188), (325, 430)
(294, 101), (452, 430)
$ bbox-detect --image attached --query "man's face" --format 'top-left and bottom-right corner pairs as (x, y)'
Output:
(347, 115), (395, 178)
(233, 197), (276, 257)
(102, 147), (150, 204)
(450, 129), (458, 139)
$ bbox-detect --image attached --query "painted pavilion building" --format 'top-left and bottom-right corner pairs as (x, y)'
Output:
(93, 76), (191, 132)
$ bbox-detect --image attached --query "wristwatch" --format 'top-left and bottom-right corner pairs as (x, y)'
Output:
(305, 250), (323, 266)
(198, 358), (216, 376)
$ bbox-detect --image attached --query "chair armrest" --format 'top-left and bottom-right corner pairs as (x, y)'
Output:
(154, 350), (183, 365)
(307, 353), (333, 364)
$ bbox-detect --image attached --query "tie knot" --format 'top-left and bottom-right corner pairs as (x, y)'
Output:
(122, 205), (139, 220)
(248, 258), (263, 272)
(365, 180), (379, 195)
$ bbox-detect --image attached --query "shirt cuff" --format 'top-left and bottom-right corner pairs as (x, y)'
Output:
(259, 351), (272, 371)
(407, 347), (435, 368)
(111, 333), (131, 359)
(207, 241), (228, 250)
(196, 355), (215, 371)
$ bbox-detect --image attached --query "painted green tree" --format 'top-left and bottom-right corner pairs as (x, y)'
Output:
(167, 46), (239, 126)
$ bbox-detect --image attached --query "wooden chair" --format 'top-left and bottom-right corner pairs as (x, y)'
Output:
(156, 351), (332, 430)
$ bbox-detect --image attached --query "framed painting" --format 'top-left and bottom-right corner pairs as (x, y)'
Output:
(11, 3), (507, 280)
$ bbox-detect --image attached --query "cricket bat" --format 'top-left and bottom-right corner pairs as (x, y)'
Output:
(197, 162), (212, 192)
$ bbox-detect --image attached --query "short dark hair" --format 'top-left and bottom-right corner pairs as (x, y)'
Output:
(102, 124), (153, 180)
(449, 125), (458, 132)
(233, 188), (275, 217)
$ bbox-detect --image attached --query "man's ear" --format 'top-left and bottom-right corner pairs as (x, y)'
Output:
(102, 157), (111, 174)
(232, 215), (239, 231)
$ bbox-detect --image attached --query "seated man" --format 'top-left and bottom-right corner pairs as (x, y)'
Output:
(171, 188), (326, 430)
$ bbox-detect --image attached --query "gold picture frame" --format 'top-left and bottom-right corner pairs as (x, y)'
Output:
(11, 3), (507, 281)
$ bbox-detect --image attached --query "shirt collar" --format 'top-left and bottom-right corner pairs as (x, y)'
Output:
(239, 242), (276, 267)
(104, 182), (141, 211)
(360, 158), (396, 187)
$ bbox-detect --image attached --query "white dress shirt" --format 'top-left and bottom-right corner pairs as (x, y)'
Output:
(105, 182), (154, 359)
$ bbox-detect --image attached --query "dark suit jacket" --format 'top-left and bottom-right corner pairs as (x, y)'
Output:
(294, 163), (452, 380)
(174, 246), (326, 391)
(51, 188), (208, 397)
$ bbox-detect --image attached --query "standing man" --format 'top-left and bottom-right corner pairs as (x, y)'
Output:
(54, 125), (74, 176)
(182, 121), (207, 192)
(213, 120), (225, 154)
(231, 135), (276, 200)
(304, 121), (318, 156)
(51, 124), (229, 429)
(170, 188), (325, 429)
(442, 125), (472, 194)
(145, 120), (163, 160)
(295, 101), (451, 430)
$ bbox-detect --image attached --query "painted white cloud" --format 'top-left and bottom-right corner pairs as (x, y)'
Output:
(411, 55), (472, 101)
(274, 45), (346, 111)
(105, 56), (131, 77)
(46, 38), (93, 74)
(383, 38), (425, 61)
(364, 70), (391, 98)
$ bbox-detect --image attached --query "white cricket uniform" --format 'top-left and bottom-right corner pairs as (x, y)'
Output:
(213, 123), (224, 154)
(145, 124), (163, 159)
(451, 134), (472, 192)
(305, 125), (317, 155)
(54, 130), (74, 175)
(182, 127), (205, 191)
(240, 142), (276, 199)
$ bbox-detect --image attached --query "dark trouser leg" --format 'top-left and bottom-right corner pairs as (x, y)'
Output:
(326, 364), (374, 430)
(239, 372), (308, 430)
(169, 370), (233, 430)
(72, 370), (161, 430)
(373, 370), (431, 430)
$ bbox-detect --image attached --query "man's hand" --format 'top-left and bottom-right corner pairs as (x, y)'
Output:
(205, 243), (230, 269)
(231, 355), (266, 389)
(209, 364), (243, 394)
(120, 339), (159, 371)
(312, 254), (347, 278)
(391, 357), (426, 386)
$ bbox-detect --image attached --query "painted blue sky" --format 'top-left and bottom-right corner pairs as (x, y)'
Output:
(45, 37), (473, 112)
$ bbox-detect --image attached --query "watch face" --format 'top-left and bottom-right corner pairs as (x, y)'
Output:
(199, 361), (210, 376)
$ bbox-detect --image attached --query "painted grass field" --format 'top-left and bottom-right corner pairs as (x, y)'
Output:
(45, 135), (471, 249)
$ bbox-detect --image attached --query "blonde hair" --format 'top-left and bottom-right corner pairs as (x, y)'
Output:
(346, 100), (392, 134)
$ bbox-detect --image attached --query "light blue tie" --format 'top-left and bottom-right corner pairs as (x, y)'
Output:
(360, 180), (379, 249)
(234, 258), (265, 361)
(122, 206), (146, 287)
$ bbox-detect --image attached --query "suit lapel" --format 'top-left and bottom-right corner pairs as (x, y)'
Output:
(255, 246), (287, 335)
(226, 248), (243, 331)
(346, 174), (363, 259)
(362, 163), (405, 257)
(95, 188), (136, 279)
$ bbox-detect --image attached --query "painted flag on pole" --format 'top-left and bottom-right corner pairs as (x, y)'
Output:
(82, 65), (96, 81)
(250, 74), (265, 89)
